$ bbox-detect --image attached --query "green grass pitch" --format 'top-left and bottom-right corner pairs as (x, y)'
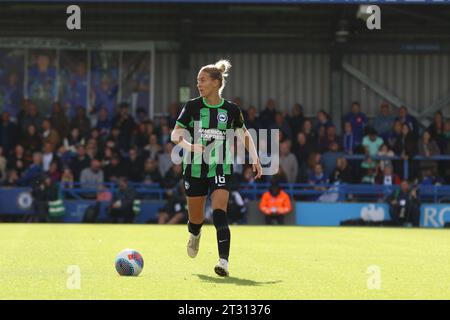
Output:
(0, 224), (449, 299)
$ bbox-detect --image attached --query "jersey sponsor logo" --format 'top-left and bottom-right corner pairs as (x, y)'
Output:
(198, 128), (226, 141)
(217, 112), (228, 123)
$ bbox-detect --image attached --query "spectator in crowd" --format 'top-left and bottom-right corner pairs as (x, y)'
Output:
(320, 125), (341, 153)
(394, 123), (417, 160)
(144, 133), (162, 160)
(287, 103), (305, 138)
(329, 156), (353, 184)
(63, 127), (85, 154)
(161, 163), (183, 190)
(20, 124), (42, 158)
(322, 142), (344, 179)
(17, 152), (43, 186)
(420, 168), (445, 186)
(362, 127), (384, 158)
(377, 143), (395, 172)
(70, 106), (91, 139)
(80, 158), (104, 189)
(20, 102), (42, 136)
(342, 121), (356, 154)
(108, 127), (123, 152)
(302, 119), (317, 147)
(387, 180), (420, 227)
(386, 119), (403, 151)
(292, 132), (313, 172)
(50, 102), (69, 140)
(271, 112), (292, 141)
(7, 144), (28, 177)
(56, 145), (71, 169)
(158, 142), (174, 178)
(126, 146), (144, 182)
(42, 142), (58, 172)
(104, 155), (124, 183)
(372, 102), (395, 140)
(259, 178), (292, 225)
(159, 124), (172, 147)
(279, 140), (298, 184)
(133, 122), (150, 149)
(418, 130), (440, 172)
(88, 128), (102, 147)
(108, 177), (137, 224)
(70, 144), (91, 182)
(29, 174), (58, 223)
(376, 165), (400, 186)
(245, 106), (261, 131)
(41, 118), (60, 151)
(48, 160), (61, 183)
(396, 106), (419, 138)
(315, 110), (332, 135)
(142, 158), (162, 185)
(272, 165), (288, 184)
(427, 111), (445, 143)
(259, 98), (277, 129)
(308, 163), (328, 186)
(361, 156), (377, 184)
(60, 167), (74, 189)
(0, 111), (18, 155)
(344, 101), (367, 146)
(112, 102), (135, 152)
(158, 182), (188, 225)
(95, 106), (112, 138)
(3, 169), (19, 187)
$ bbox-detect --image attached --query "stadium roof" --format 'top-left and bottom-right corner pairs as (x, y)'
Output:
(0, 3), (449, 52)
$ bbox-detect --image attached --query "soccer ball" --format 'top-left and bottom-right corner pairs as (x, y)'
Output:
(115, 249), (144, 276)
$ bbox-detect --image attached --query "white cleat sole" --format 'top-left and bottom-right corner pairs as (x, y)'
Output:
(214, 263), (229, 277)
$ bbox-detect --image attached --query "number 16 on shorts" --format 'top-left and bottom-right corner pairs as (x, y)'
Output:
(215, 175), (226, 186)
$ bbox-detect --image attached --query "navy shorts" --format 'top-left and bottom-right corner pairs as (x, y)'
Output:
(183, 175), (231, 197)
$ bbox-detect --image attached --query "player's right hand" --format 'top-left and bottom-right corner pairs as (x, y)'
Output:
(190, 144), (205, 153)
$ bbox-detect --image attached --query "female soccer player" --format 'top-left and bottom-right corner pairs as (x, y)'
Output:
(171, 60), (262, 277)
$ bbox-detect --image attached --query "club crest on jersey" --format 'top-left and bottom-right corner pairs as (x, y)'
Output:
(184, 181), (190, 190)
(217, 112), (228, 123)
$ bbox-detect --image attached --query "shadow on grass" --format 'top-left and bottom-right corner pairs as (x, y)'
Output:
(194, 274), (282, 287)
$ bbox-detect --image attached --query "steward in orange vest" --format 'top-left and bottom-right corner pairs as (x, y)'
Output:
(259, 179), (292, 225)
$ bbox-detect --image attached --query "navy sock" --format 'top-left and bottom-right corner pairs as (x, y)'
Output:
(188, 220), (203, 236)
(213, 209), (230, 261)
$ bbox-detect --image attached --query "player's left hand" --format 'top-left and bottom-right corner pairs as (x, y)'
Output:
(253, 159), (263, 180)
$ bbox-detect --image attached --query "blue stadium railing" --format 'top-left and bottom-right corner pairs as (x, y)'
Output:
(59, 182), (450, 203)
(58, 155), (450, 202)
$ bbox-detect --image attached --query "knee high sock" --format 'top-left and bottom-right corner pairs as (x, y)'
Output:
(213, 209), (231, 261)
(188, 220), (203, 236)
